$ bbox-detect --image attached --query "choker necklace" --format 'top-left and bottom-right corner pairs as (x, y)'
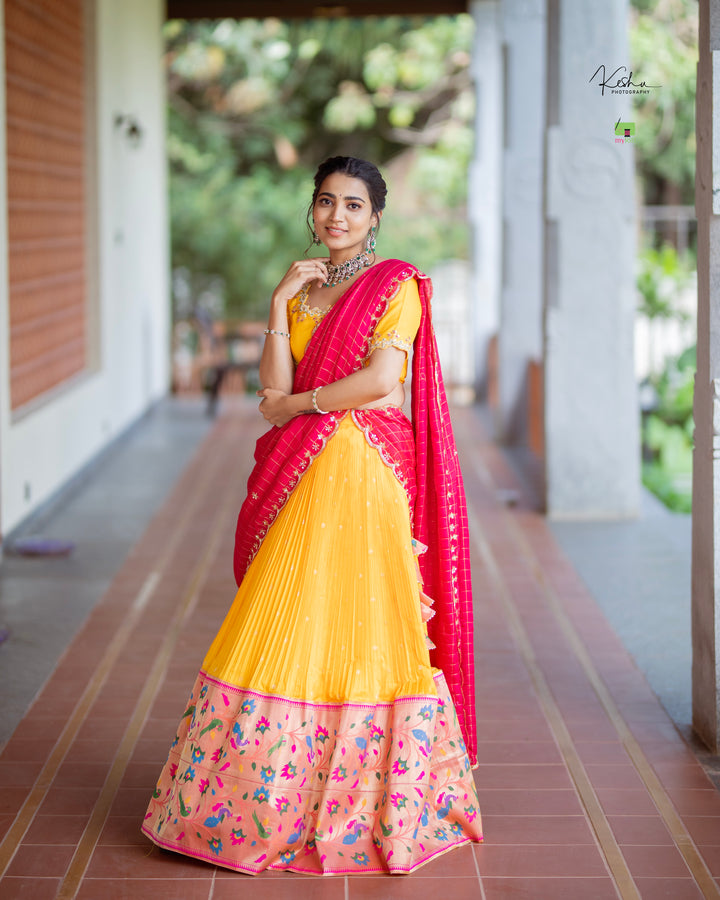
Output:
(323, 250), (373, 287)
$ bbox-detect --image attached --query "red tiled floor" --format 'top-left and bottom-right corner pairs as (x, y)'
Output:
(583, 763), (651, 789)
(474, 843), (608, 877)
(666, 789), (720, 817)
(0, 738), (54, 763)
(594, 786), (662, 816)
(482, 877), (618, 899)
(108, 788), (155, 819)
(483, 816), (595, 844)
(2, 404), (720, 900)
(572, 740), (633, 765)
(683, 816), (720, 845)
(406, 842), (478, 877)
(53, 761), (111, 788)
(563, 714), (620, 742)
(5, 843), (75, 877)
(129, 736), (179, 764)
(478, 788), (582, 816)
(98, 816), (150, 846)
(474, 717), (555, 742)
(76, 879), (213, 900)
(0, 815), (15, 842)
(698, 845), (720, 876)
(473, 764), (573, 791)
(22, 693), (79, 720)
(66, 739), (124, 764)
(24, 815), (90, 845)
(37, 786), (102, 817)
(633, 878), (705, 899)
(475, 740), (562, 765)
(118, 762), (164, 790)
(0, 761), (43, 788)
(0, 787), (34, 816)
(84, 843), (214, 879)
(606, 814), (675, 845)
(0, 877), (62, 900)
(6, 717), (69, 744)
(621, 843), (692, 878)
(652, 761), (718, 791)
(215, 875), (347, 899)
(345, 877), (481, 900)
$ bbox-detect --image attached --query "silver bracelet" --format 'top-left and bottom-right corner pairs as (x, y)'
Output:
(264, 328), (290, 338)
(312, 387), (329, 414)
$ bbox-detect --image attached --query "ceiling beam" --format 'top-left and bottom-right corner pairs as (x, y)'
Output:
(166, 1), (468, 19)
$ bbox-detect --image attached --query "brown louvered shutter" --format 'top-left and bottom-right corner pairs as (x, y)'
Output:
(5, 0), (87, 411)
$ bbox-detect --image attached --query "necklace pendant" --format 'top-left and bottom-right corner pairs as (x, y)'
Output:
(323, 249), (372, 288)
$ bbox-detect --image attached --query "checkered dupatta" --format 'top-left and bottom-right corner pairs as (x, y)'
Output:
(232, 259), (476, 765)
(411, 277), (477, 766)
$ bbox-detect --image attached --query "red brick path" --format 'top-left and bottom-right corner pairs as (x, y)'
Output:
(0, 404), (718, 899)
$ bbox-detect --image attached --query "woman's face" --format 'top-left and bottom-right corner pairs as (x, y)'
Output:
(313, 172), (379, 262)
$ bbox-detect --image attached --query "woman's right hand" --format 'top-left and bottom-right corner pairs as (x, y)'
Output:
(272, 258), (330, 304)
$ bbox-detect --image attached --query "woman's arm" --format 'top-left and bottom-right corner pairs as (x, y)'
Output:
(258, 258), (329, 393)
(258, 346), (406, 426)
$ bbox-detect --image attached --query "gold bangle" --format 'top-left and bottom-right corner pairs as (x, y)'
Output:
(264, 328), (290, 338)
(312, 387), (329, 414)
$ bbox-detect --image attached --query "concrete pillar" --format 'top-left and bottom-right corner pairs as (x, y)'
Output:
(469, 0), (503, 397)
(542, 0), (639, 518)
(691, 0), (720, 753)
(496, 0), (546, 443)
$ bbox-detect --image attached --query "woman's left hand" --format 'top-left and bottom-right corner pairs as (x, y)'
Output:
(257, 388), (294, 426)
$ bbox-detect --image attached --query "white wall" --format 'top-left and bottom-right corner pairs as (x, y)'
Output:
(0, 0), (169, 536)
(497, 0), (546, 442)
(469, 0), (503, 395)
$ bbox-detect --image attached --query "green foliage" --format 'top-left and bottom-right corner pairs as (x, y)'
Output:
(636, 243), (694, 322)
(641, 344), (695, 513)
(629, 0), (698, 204)
(165, 16), (474, 318)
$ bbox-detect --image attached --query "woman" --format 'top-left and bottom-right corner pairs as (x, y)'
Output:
(143, 156), (483, 875)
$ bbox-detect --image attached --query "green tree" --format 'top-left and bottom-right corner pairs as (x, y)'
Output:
(630, 0), (698, 205)
(165, 16), (475, 318)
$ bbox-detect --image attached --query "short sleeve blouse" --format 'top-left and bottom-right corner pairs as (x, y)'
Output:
(366, 278), (421, 382)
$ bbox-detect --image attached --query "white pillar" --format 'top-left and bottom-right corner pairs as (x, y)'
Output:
(691, 0), (720, 753)
(496, 0), (546, 442)
(542, 0), (639, 518)
(469, 0), (503, 396)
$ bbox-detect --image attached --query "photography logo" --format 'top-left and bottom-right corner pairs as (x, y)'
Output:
(590, 65), (660, 96)
(614, 120), (635, 144)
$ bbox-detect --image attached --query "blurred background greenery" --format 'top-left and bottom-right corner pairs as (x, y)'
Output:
(166, 15), (474, 321)
(165, 0), (699, 512)
(630, 0), (697, 512)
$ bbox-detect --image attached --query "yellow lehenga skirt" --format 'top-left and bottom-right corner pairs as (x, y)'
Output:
(142, 415), (483, 875)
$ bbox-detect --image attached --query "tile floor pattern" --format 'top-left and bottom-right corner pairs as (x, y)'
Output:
(0, 404), (719, 899)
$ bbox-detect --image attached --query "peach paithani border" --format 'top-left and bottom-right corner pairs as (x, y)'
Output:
(143, 669), (482, 876)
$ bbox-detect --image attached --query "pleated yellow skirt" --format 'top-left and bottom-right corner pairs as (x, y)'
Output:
(203, 415), (436, 703)
(143, 416), (483, 875)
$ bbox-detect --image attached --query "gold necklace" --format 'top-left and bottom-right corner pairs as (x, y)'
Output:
(323, 249), (373, 287)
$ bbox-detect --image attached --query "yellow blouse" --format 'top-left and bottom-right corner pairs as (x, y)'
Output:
(287, 276), (422, 383)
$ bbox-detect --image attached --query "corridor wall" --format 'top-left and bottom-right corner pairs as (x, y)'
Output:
(0, 0), (169, 538)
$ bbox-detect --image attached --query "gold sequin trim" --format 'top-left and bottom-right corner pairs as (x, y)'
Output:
(368, 330), (413, 354)
(289, 284), (332, 325)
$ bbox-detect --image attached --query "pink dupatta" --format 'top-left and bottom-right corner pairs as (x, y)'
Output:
(232, 259), (477, 765)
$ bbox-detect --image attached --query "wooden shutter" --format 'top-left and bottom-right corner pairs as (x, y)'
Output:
(5, 0), (87, 411)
